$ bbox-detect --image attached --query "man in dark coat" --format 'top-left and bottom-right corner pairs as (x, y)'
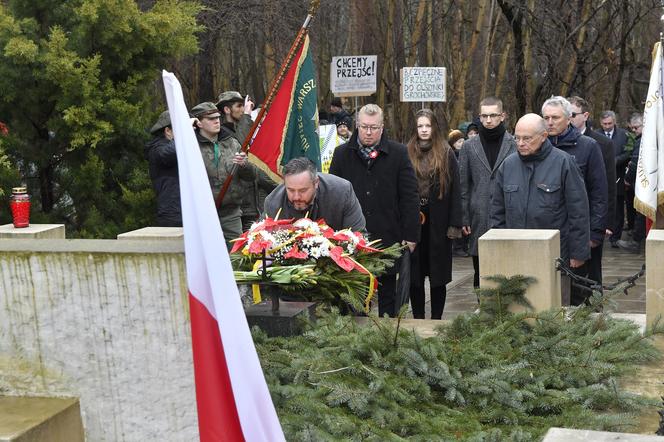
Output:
(329, 103), (420, 317)
(599, 110), (631, 247)
(542, 96), (607, 305)
(264, 157), (366, 231)
(459, 96), (516, 288)
(145, 110), (181, 227)
(618, 113), (646, 253)
(490, 114), (590, 266)
(567, 96), (615, 285)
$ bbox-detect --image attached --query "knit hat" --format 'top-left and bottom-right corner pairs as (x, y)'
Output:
(448, 129), (465, 147)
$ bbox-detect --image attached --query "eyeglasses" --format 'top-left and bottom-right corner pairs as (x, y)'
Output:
(358, 124), (382, 132)
(479, 113), (502, 120)
(570, 112), (580, 118)
(514, 135), (537, 143)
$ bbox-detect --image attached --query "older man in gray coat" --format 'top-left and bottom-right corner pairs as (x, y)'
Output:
(459, 97), (517, 288)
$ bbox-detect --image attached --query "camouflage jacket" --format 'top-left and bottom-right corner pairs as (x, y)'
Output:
(195, 130), (256, 213)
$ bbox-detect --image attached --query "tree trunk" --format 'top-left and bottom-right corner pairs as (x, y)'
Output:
(39, 163), (55, 213)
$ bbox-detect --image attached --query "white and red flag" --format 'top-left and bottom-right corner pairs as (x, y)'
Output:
(162, 71), (285, 442)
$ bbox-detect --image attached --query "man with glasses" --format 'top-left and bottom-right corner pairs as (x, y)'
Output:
(542, 96), (607, 305)
(490, 114), (590, 273)
(618, 113), (646, 253)
(329, 104), (420, 317)
(190, 102), (256, 247)
(566, 96), (616, 285)
(459, 96), (516, 290)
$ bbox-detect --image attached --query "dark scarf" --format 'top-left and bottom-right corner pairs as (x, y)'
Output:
(479, 122), (506, 169)
(519, 139), (553, 162)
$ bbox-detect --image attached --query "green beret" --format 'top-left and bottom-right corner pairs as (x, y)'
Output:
(150, 111), (171, 134)
(190, 102), (221, 118)
(216, 91), (243, 106)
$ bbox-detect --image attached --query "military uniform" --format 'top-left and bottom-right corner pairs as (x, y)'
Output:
(217, 91), (276, 230)
(191, 102), (256, 244)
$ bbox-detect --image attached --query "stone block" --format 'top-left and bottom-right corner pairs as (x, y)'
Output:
(117, 226), (183, 241)
(0, 396), (84, 442)
(245, 301), (317, 337)
(479, 229), (561, 313)
(646, 229), (664, 328)
(542, 427), (662, 441)
(0, 224), (65, 239)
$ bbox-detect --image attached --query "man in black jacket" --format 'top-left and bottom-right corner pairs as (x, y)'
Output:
(542, 96), (607, 305)
(618, 113), (646, 253)
(329, 104), (420, 317)
(145, 111), (181, 227)
(567, 96), (615, 284)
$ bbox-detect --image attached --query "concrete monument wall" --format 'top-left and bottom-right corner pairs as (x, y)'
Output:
(0, 239), (197, 441)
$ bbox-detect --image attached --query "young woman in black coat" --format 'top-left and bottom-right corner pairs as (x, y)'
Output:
(406, 109), (463, 319)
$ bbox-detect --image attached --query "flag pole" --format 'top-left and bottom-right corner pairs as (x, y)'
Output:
(215, 0), (320, 209)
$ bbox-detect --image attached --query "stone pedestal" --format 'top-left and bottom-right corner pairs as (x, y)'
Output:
(646, 229), (664, 328)
(117, 226), (183, 241)
(0, 224), (65, 239)
(478, 229), (561, 313)
(0, 397), (84, 442)
(245, 301), (317, 337)
(542, 427), (662, 441)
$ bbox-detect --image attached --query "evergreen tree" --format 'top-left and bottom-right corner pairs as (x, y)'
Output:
(0, 0), (201, 235)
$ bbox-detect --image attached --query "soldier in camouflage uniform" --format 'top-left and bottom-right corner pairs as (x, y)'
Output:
(190, 102), (256, 247)
(216, 91), (276, 231)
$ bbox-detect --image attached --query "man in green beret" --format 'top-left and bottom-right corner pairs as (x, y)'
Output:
(216, 91), (276, 231)
(190, 101), (256, 247)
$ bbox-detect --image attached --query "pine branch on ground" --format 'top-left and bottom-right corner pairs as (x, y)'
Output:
(254, 275), (664, 440)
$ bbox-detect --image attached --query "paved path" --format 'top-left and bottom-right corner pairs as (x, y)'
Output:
(408, 239), (646, 320)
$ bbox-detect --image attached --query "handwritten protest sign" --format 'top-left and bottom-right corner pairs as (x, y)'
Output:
(330, 55), (377, 96)
(400, 67), (446, 102)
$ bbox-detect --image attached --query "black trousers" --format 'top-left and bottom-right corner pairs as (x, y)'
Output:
(633, 212), (647, 242)
(410, 284), (447, 319)
(472, 254), (480, 288)
(610, 194), (625, 242)
(570, 261), (591, 306)
(625, 189), (635, 230)
(377, 274), (397, 317)
(586, 243), (604, 287)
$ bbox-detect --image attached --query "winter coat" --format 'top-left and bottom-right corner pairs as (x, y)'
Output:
(625, 135), (641, 186)
(328, 130), (420, 252)
(410, 149), (463, 287)
(145, 135), (182, 227)
(490, 140), (590, 262)
(458, 132), (516, 255)
(196, 130), (255, 216)
(264, 173), (366, 231)
(549, 126), (608, 244)
(597, 126), (629, 196)
(582, 128), (616, 234)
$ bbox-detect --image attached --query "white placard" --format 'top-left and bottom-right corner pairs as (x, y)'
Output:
(330, 55), (377, 97)
(400, 67), (446, 102)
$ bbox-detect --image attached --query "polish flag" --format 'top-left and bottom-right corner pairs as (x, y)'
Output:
(162, 71), (285, 442)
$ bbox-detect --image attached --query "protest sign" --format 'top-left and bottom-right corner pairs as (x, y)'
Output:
(330, 55), (377, 96)
(400, 67), (446, 102)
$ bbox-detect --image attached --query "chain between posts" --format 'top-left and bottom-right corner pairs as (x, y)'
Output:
(555, 258), (645, 296)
